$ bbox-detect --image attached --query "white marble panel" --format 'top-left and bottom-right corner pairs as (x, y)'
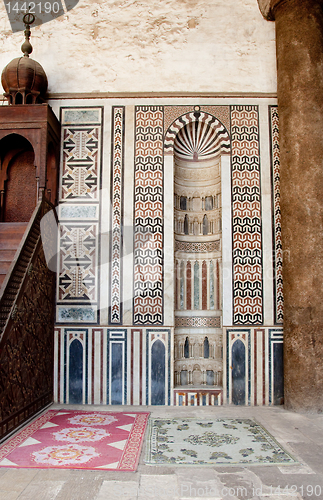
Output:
(53, 329), (59, 403)
(132, 329), (141, 405)
(259, 103), (275, 326)
(221, 155), (232, 326)
(164, 155), (175, 326)
(94, 329), (102, 404)
(87, 329), (92, 404)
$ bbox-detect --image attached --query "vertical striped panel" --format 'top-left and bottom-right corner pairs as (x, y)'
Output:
(53, 328), (60, 403)
(186, 261), (191, 310)
(269, 328), (284, 405)
(107, 330), (127, 405)
(54, 327), (174, 406)
(270, 106), (283, 324)
(93, 329), (103, 404)
(202, 261), (207, 310)
(130, 329), (143, 405)
(110, 106), (125, 324)
(254, 329), (266, 406)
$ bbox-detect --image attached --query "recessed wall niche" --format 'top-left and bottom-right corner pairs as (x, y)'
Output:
(174, 119), (223, 389)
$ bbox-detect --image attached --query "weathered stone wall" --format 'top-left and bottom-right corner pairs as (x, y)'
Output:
(0, 0), (276, 94)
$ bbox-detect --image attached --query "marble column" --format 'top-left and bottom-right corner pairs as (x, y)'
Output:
(258, 0), (323, 411)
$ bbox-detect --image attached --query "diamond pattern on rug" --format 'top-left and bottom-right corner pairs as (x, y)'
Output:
(145, 418), (297, 466)
(0, 410), (149, 471)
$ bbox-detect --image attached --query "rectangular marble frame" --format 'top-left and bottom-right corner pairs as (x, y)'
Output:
(269, 328), (284, 405)
(106, 329), (127, 405)
(146, 329), (171, 406)
(226, 328), (251, 405)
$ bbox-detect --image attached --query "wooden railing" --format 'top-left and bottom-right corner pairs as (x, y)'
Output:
(0, 197), (56, 439)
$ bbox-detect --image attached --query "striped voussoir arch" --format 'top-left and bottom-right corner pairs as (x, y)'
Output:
(164, 110), (230, 159)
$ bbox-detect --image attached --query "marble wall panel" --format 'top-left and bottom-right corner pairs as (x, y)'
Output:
(224, 327), (283, 406)
(231, 105), (263, 325)
(54, 327), (171, 406)
(56, 107), (103, 324)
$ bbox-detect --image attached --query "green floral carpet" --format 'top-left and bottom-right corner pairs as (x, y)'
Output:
(145, 418), (297, 466)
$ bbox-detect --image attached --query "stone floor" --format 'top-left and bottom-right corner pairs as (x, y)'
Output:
(0, 404), (323, 500)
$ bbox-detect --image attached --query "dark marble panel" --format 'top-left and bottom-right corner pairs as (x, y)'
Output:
(184, 337), (189, 358)
(204, 337), (210, 358)
(69, 339), (83, 404)
(151, 340), (165, 405)
(111, 343), (123, 405)
(232, 339), (246, 405)
(274, 342), (284, 405)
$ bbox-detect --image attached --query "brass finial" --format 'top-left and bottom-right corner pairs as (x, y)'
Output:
(21, 13), (35, 57)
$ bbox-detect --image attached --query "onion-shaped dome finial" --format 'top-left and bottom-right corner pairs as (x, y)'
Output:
(1, 13), (48, 105)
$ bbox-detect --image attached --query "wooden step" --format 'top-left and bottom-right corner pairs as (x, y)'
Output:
(0, 261), (12, 274)
(0, 222), (28, 234)
(0, 223), (28, 290)
(0, 250), (16, 261)
(0, 223), (28, 250)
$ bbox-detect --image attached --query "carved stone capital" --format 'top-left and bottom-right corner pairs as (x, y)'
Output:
(257, 0), (287, 20)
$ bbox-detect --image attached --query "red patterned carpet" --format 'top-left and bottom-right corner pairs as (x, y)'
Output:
(0, 410), (149, 471)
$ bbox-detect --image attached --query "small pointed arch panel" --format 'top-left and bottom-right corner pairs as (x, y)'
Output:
(164, 111), (230, 160)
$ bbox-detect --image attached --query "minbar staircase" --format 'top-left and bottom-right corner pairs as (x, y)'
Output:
(0, 223), (28, 289)
(0, 198), (56, 440)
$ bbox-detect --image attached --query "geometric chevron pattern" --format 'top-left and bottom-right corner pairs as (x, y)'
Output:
(133, 106), (164, 325)
(60, 126), (101, 200)
(231, 105), (263, 324)
(58, 223), (98, 302)
(270, 106), (283, 324)
(110, 107), (125, 324)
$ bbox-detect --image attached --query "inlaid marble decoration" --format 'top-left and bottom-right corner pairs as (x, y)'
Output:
(165, 110), (230, 157)
(269, 329), (284, 405)
(133, 106), (164, 325)
(270, 106), (283, 325)
(175, 316), (221, 328)
(146, 329), (171, 405)
(164, 106), (230, 137)
(54, 327), (171, 406)
(60, 117), (102, 200)
(57, 107), (102, 324)
(57, 223), (98, 303)
(110, 107), (125, 324)
(225, 327), (283, 406)
(175, 241), (220, 253)
(231, 106), (263, 325)
(57, 306), (96, 324)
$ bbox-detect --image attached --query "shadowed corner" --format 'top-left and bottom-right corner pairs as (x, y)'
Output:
(2, 0), (79, 33)
(40, 207), (59, 273)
